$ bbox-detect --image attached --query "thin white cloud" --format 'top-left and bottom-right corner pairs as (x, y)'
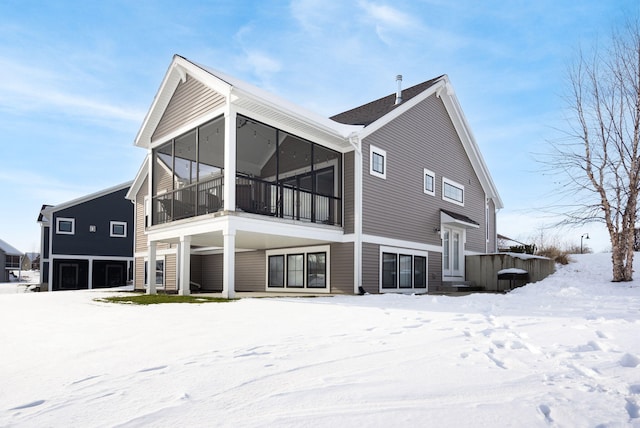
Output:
(0, 57), (144, 124)
(360, 1), (419, 29)
(243, 50), (283, 76)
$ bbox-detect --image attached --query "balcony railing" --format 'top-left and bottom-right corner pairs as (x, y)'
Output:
(5, 255), (21, 269)
(152, 174), (342, 226)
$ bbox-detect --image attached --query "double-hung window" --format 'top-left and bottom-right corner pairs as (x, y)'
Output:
(370, 145), (386, 179)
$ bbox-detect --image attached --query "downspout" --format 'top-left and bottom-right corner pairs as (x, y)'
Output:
(348, 132), (363, 294)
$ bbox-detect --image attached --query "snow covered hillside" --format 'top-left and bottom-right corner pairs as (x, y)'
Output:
(1, 253), (639, 427)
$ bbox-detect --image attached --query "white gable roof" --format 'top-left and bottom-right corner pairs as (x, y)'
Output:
(0, 238), (22, 256)
(358, 76), (503, 209)
(132, 55), (501, 209)
(134, 55), (362, 150)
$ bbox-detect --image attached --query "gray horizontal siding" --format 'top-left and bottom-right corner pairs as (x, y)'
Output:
(361, 243), (379, 294)
(362, 93), (487, 253)
(343, 151), (355, 234)
(152, 74), (225, 141)
(199, 251), (265, 292)
(330, 242), (353, 294)
(428, 251), (442, 292)
(236, 251), (265, 292)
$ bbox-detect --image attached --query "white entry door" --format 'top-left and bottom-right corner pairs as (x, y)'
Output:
(442, 226), (463, 278)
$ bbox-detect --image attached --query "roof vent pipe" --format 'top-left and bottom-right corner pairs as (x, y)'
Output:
(395, 74), (403, 105)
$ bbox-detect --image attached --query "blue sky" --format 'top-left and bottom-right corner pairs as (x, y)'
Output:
(1, 0), (638, 254)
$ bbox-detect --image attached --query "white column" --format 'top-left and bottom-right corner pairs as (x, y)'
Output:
(48, 256), (54, 292)
(88, 260), (93, 290)
(350, 134), (363, 294)
(222, 227), (236, 299)
(223, 107), (237, 211)
(178, 235), (191, 296)
(148, 240), (157, 295)
(47, 225), (53, 292)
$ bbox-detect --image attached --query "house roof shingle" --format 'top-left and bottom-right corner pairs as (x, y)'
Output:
(330, 75), (445, 126)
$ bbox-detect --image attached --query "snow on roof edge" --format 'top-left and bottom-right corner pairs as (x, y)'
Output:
(0, 238), (23, 256)
(190, 59), (363, 139)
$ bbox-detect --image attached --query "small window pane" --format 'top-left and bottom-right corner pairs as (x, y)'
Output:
(399, 255), (412, 288)
(111, 222), (126, 237)
(287, 254), (304, 287)
(382, 253), (397, 289)
(307, 253), (326, 288)
(269, 255), (284, 287)
(59, 221), (72, 232)
(414, 256), (427, 288)
(425, 174), (434, 193)
(144, 260), (164, 286)
(372, 152), (385, 174)
(444, 181), (463, 203)
(56, 218), (74, 234)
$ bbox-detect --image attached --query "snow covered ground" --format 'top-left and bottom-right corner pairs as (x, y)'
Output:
(1, 253), (639, 427)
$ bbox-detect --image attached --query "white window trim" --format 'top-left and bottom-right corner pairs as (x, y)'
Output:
(369, 145), (386, 179)
(265, 245), (330, 293)
(442, 177), (464, 206)
(485, 199), (490, 244)
(110, 221), (127, 238)
(144, 195), (150, 229)
(378, 246), (429, 294)
(144, 256), (165, 289)
(424, 168), (435, 196)
(56, 217), (75, 235)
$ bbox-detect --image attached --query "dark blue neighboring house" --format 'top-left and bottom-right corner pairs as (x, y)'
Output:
(37, 182), (134, 291)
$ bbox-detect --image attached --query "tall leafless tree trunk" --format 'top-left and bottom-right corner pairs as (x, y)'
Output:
(553, 20), (640, 281)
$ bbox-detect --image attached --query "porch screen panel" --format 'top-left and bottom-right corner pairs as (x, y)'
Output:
(174, 130), (197, 185)
(153, 142), (174, 195)
(198, 118), (224, 180)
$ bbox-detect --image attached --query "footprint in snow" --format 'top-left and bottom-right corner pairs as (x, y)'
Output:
(9, 399), (45, 411)
(539, 404), (553, 423)
(620, 353), (640, 368)
(71, 375), (101, 385)
(138, 365), (168, 373)
(626, 398), (640, 419)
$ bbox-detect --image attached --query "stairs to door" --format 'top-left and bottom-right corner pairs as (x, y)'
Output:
(438, 280), (484, 293)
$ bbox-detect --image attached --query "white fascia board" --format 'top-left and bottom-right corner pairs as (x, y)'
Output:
(197, 61), (361, 140)
(125, 155), (149, 201)
(357, 76), (447, 141)
(44, 181), (133, 215)
(437, 82), (504, 209)
(232, 85), (362, 141)
(133, 56), (233, 149)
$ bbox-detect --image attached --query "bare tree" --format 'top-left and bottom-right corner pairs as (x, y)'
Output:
(551, 20), (640, 281)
